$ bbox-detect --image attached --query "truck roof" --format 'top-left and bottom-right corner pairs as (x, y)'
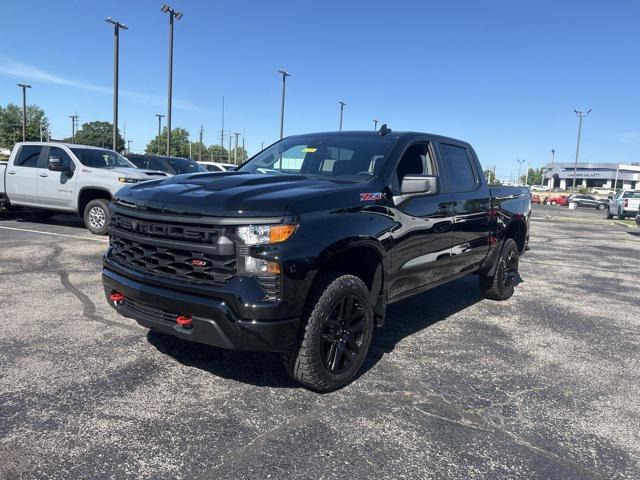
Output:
(288, 130), (472, 147)
(13, 141), (113, 151)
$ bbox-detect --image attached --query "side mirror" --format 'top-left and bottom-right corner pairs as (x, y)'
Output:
(48, 156), (64, 171)
(400, 175), (438, 195)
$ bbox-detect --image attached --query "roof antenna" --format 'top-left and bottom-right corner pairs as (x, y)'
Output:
(379, 124), (391, 136)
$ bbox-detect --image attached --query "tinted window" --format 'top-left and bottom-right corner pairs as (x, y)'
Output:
(439, 143), (476, 192)
(46, 147), (75, 171)
(15, 145), (43, 168)
(205, 164), (222, 172)
(622, 191), (640, 199)
(166, 158), (206, 174)
(127, 156), (148, 168)
(396, 143), (434, 182)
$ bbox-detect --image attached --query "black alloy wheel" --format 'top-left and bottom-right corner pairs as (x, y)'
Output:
(321, 295), (366, 374)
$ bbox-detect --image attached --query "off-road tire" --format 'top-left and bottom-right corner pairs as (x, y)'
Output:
(282, 273), (374, 392)
(479, 238), (519, 301)
(83, 199), (111, 235)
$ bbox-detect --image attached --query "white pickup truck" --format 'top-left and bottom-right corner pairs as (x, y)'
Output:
(0, 142), (168, 234)
(606, 190), (640, 219)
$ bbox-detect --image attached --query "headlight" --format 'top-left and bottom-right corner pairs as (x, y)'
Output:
(118, 177), (140, 183)
(237, 224), (297, 245)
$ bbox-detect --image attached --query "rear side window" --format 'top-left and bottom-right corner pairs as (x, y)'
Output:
(15, 145), (43, 168)
(438, 143), (477, 192)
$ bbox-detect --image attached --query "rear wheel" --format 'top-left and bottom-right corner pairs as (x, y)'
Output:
(597, 203), (606, 211)
(480, 238), (519, 301)
(551, 200), (557, 206)
(282, 273), (374, 392)
(83, 199), (111, 235)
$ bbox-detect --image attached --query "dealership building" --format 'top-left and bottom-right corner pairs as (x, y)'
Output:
(543, 162), (640, 190)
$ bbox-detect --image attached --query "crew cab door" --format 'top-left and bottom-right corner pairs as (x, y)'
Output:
(436, 142), (491, 274)
(387, 141), (455, 299)
(37, 146), (77, 210)
(4, 144), (44, 205)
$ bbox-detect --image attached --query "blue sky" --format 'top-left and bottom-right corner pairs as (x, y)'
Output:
(2, 0), (639, 180)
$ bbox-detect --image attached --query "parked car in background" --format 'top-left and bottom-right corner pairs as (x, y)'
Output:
(532, 194), (541, 204)
(198, 161), (237, 172)
(544, 194), (569, 206)
(0, 142), (168, 234)
(126, 154), (206, 175)
(530, 185), (546, 192)
(606, 190), (640, 219)
(567, 194), (608, 210)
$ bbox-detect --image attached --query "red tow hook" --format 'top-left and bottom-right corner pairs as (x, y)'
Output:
(109, 292), (125, 305)
(176, 314), (193, 329)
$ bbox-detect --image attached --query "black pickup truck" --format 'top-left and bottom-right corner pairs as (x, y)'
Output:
(102, 130), (530, 391)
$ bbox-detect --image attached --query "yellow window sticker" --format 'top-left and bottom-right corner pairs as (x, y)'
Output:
(301, 147), (317, 153)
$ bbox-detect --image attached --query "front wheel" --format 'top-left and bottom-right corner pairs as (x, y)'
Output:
(83, 199), (111, 235)
(551, 200), (557, 206)
(282, 273), (374, 392)
(597, 203), (606, 211)
(480, 238), (519, 301)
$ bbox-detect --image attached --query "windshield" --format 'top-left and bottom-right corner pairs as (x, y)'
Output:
(71, 148), (135, 169)
(167, 157), (206, 174)
(238, 134), (395, 180)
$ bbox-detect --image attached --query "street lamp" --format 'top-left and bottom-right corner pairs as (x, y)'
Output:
(17, 83), (31, 142)
(516, 158), (526, 185)
(572, 109), (592, 190)
(338, 101), (346, 131)
(105, 17), (128, 152)
(278, 69), (291, 139)
(161, 4), (183, 156)
(155, 114), (165, 155)
(373, 119), (379, 131)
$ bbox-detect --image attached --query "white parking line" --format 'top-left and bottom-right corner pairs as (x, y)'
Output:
(0, 225), (108, 242)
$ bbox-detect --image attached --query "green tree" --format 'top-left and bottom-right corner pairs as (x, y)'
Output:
(525, 167), (544, 186)
(190, 141), (207, 160)
(0, 103), (50, 149)
(145, 127), (191, 157)
(484, 169), (496, 184)
(229, 146), (248, 164)
(65, 121), (124, 151)
(207, 144), (229, 162)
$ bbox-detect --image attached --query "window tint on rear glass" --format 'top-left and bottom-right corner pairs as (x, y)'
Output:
(15, 145), (42, 168)
(622, 191), (640, 198)
(439, 143), (476, 192)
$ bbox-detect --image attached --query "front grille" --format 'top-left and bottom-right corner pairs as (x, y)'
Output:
(109, 210), (236, 287)
(257, 276), (281, 300)
(124, 297), (178, 324)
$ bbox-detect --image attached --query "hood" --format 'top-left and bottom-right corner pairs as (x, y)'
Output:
(115, 172), (367, 217)
(112, 167), (169, 179)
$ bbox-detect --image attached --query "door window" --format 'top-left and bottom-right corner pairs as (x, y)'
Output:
(396, 143), (434, 183)
(14, 145), (43, 167)
(147, 158), (165, 172)
(438, 143), (477, 192)
(43, 147), (75, 171)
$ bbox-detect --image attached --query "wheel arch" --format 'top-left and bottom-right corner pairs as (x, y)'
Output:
(77, 187), (112, 216)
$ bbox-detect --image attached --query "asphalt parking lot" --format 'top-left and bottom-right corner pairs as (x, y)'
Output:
(1, 205), (638, 479)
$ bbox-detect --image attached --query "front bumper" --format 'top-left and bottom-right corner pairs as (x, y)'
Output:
(103, 268), (300, 351)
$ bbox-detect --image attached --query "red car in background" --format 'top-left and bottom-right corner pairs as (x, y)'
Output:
(532, 194), (542, 204)
(544, 195), (569, 206)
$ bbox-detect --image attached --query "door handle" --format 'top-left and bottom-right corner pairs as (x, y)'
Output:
(7, 170), (16, 174)
(39, 172), (49, 177)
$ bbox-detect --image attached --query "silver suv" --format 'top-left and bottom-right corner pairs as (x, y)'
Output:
(0, 142), (169, 234)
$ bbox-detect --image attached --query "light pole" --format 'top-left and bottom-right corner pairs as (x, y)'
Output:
(161, 4), (183, 156)
(373, 119), (379, 131)
(234, 132), (240, 164)
(105, 17), (128, 152)
(17, 83), (31, 142)
(155, 114), (164, 155)
(572, 109), (592, 190)
(69, 113), (78, 143)
(278, 69), (291, 139)
(338, 101), (346, 131)
(517, 159), (526, 185)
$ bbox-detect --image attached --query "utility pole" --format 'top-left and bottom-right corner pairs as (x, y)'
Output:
(161, 4), (183, 156)
(220, 96), (225, 146)
(127, 140), (132, 153)
(234, 132), (240, 164)
(338, 101), (346, 131)
(572, 109), (592, 190)
(155, 114), (164, 155)
(373, 119), (379, 131)
(17, 83), (31, 142)
(228, 134), (232, 163)
(261, 141), (264, 151)
(105, 17), (128, 151)
(39, 123), (43, 142)
(517, 159), (526, 185)
(69, 114), (78, 143)
(278, 69), (291, 139)
(199, 124), (204, 161)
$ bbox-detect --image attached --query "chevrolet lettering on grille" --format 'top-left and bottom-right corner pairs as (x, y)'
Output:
(112, 215), (217, 243)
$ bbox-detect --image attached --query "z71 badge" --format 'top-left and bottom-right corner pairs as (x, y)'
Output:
(360, 192), (383, 201)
